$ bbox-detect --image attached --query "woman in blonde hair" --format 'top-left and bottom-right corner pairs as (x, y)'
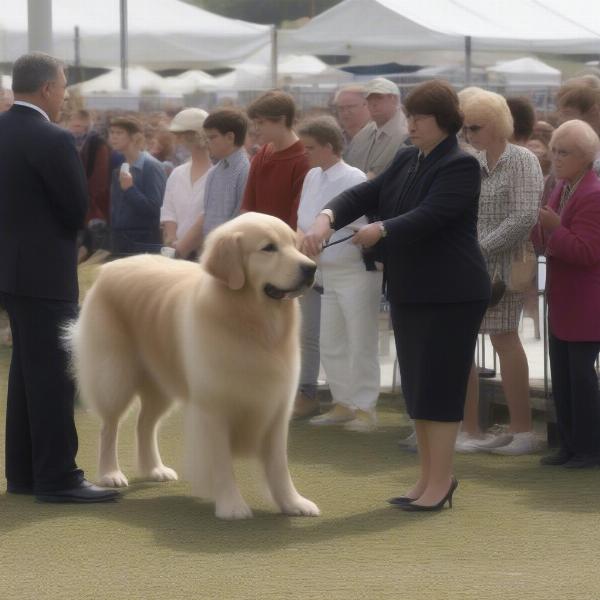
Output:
(457, 89), (544, 455)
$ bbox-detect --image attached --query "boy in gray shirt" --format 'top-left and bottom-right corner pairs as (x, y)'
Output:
(175, 109), (250, 259)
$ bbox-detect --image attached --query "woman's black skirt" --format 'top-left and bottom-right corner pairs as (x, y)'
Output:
(391, 301), (488, 422)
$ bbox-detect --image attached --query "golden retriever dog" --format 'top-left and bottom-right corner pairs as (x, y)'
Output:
(68, 212), (320, 520)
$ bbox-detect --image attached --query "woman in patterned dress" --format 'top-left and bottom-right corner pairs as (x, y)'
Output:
(458, 89), (544, 455)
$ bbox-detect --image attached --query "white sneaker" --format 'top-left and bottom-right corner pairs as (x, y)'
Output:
(491, 432), (540, 455)
(344, 411), (377, 432)
(398, 430), (417, 448)
(472, 432), (513, 450)
(309, 405), (355, 426)
(455, 432), (491, 453)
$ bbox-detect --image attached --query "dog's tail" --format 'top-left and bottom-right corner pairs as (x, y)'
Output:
(60, 318), (81, 384)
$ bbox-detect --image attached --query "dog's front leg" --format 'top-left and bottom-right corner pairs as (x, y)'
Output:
(191, 411), (252, 520)
(261, 413), (320, 517)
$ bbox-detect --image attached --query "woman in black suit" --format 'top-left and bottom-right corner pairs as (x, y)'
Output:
(302, 80), (490, 511)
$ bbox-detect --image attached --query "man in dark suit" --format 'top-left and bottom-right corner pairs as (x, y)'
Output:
(0, 53), (119, 503)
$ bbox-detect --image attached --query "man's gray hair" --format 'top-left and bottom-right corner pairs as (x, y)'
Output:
(12, 52), (64, 94)
(334, 84), (368, 103)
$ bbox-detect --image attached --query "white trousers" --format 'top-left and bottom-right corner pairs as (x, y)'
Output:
(320, 265), (382, 412)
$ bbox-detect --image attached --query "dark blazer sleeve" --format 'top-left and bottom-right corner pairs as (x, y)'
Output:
(324, 154), (401, 228)
(38, 129), (88, 231)
(383, 154), (480, 244)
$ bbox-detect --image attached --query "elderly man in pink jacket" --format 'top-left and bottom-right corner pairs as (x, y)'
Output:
(533, 119), (600, 469)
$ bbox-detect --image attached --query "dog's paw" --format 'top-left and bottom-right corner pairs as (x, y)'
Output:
(98, 471), (129, 488)
(143, 465), (179, 482)
(215, 499), (253, 520)
(280, 495), (321, 517)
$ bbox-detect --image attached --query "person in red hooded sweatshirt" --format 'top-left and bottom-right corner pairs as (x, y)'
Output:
(241, 90), (310, 230)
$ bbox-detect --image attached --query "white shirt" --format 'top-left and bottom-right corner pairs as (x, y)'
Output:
(297, 160), (367, 267)
(160, 162), (210, 240)
(13, 100), (50, 121)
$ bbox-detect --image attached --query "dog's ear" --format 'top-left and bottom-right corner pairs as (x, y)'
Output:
(202, 232), (245, 290)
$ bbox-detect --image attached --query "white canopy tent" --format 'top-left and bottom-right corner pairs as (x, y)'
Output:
(162, 70), (218, 95)
(487, 58), (562, 88)
(71, 67), (167, 94)
(214, 46), (353, 91)
(280, 0), (600, 79)
(0, 0), (271, 69)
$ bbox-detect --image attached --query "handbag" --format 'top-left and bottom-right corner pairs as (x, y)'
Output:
(507, 242), (537, 293)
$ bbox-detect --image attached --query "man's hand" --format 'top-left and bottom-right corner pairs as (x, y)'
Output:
(539, 206), (561, 234)
(301, 214), (333, 257)
(119, 171), (134, 191)
(352, 222), (383, 249)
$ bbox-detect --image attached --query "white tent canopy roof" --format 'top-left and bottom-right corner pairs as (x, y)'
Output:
(280, 0), (600, 58)
(215, 45), (353, 91)
(71, 66), (167, 95)
(0, 0), (270, 69)
(162, 70), (218, 94)
(487, 57), (562, 87)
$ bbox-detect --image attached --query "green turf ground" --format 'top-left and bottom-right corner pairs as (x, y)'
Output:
(0, 264), (599, 598)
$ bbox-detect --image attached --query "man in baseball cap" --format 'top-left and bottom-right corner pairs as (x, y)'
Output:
(345, 77), (408, 178)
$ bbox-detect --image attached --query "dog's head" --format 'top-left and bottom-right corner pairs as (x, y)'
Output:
(202, 212), (317, 300)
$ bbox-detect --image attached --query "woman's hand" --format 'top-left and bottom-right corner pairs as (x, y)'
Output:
(301, 214), (333, 257)
(539, 206), (561, 234)
(352, 222), (383, 249)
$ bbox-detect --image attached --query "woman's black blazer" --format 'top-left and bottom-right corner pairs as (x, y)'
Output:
(326, 135), (491, 305)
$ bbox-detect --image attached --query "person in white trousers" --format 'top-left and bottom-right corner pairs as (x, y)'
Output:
(297, 116), (382, 432)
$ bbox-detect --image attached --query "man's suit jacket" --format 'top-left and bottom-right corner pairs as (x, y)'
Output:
(531, 169), (600, 341)
(327, 135), (491, 305)
(0, 104), (88, 302)
(344, 111), (408, 177)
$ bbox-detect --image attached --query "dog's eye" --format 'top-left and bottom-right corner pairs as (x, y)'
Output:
(261, 243), (278, 252)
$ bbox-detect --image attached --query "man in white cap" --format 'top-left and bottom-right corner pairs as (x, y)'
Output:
(345, 77), (408, 178)
(160, 107), (212, 252)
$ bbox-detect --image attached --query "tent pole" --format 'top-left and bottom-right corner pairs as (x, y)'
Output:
(28, 0), (53, 54)
(271, 25), (278, 89)
(464, 36), (472, 87)
(120, 0), (129, 90)
(74, 26), (82, 84)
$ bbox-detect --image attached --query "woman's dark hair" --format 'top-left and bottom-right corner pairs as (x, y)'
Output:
(203, 109), (248, 147)
(506, 97), (536, 142)
(404, 80), (463, 135)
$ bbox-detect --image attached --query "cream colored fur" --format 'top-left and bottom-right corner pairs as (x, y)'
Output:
(68, 212), (319, 520)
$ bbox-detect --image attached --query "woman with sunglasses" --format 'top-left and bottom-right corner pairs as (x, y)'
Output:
(301, 80), (490, 511)
(458, 89), (543, 455)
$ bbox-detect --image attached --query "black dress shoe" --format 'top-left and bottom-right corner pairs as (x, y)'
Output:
(6, 482), (34, 495)
(540, 449), (573, 466)
(563, 455), (600, 469)
(35, 479), (120, 503)
(387, 496), (416, 506)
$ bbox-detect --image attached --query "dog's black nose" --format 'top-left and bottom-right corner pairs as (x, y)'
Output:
(301, 263), (317, 278)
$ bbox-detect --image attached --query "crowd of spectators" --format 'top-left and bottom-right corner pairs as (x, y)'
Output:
(2, 69), (600, 473)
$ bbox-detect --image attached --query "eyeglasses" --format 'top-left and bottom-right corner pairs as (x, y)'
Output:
(551, 147), (578, 159)
(463, 125), (483, 134)
(335, 104), (363, 113)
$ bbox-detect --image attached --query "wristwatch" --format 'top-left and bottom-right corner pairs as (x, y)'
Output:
(378, 221), (388, 238)
(320, 209), (335, 226)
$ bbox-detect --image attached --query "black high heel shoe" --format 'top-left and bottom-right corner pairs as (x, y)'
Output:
(387, 495), (417, 506)
(400, 477), (458, 512)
